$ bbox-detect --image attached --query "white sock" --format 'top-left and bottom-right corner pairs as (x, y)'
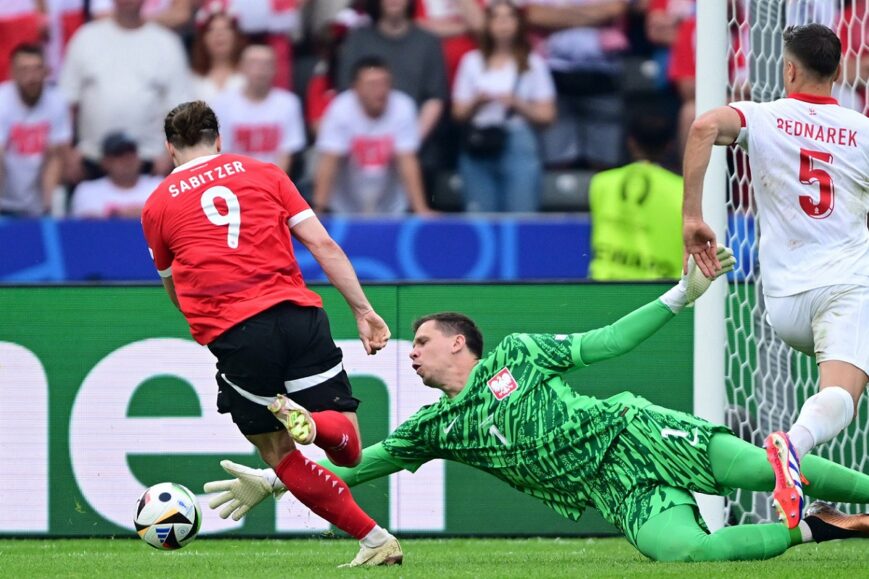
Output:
(360, 525), (391, 548)
(788, 386), (854, 458)
(797, 520), (813, 543)
(787, 425), (815, 459)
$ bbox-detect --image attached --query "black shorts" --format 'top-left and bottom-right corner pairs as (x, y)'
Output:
(207, 301), (359, 435)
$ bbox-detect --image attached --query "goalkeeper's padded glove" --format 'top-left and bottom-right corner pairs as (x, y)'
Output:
(202, 460), (286, 521)
(660, 244), (736, 314)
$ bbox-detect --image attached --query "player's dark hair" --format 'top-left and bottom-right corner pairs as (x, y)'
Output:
(351, 55), (390, 82)
(413, 312), (484, 359)
(365, 0), (414, 24)
(164, 101), (220, 149)
(783, 24), (841, 80)
(10, 43), (44, 61)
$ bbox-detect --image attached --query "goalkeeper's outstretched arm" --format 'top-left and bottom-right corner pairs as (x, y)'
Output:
(578, 245), (735, 365)
(203, 443), (408, 521)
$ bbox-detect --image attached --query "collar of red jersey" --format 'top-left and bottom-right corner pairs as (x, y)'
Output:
(786, 92), (839, 105)
(172, 153), (222, 174)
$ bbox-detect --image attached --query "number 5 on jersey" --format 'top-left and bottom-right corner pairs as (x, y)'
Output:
(798, 148), (835, 219)
(201, 186), (241, 248)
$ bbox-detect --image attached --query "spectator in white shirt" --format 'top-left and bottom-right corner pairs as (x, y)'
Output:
(452, 0), (555, 212)
(70, 132), (162, 219)
(212, 44), (305, 175)
(313, 56), (432, 215)
(0, 43), (71, 217)
(60, 0), (190, 182)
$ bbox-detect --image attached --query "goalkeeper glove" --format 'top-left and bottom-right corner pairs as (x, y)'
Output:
(660, 244), (736, 314)
(202, 460), (285, 521)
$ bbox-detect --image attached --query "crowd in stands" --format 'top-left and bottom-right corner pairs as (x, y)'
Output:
(0, 0), (867, 223)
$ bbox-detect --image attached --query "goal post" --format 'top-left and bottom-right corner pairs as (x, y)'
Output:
(692, 0), (729, 532)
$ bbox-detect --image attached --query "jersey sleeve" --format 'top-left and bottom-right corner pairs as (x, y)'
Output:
(452, 51), (478, 104)
(58, 32), (85, 106)
(393, 96), (420, 154)
(380, 412), (439, 472)
(50, 94), (73, 146)
(281, 94), (306, 154)
(70, 183), (99, 218)
(141, 199), (174, 277)
(317, 442), (409, 487)
(316, 97), (352, 154)
(728, 100), (759, 151)
(527, 55), (556, 102)
(274, 168), (314, 228)
(575, 298), (675, 365)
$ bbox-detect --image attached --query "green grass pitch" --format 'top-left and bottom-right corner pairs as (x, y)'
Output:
(2, 537), (868, 577)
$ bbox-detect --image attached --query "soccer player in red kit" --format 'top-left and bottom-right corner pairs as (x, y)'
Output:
(141, 100), (402, 567)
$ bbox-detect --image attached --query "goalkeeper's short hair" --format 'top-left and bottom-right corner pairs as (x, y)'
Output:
(413, 312), (484, 359)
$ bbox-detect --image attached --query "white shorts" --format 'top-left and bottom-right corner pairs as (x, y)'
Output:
(765, 284), (869, 376)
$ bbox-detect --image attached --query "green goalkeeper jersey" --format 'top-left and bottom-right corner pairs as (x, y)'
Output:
(322, 298), (677, 522)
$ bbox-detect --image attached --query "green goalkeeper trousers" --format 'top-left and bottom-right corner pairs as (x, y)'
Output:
(634, 432), (869, 561)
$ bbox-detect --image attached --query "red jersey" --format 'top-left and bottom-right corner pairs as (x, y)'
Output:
(142, 153), (322, 344)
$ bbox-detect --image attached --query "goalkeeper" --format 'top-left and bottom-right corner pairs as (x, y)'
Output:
(205, 245), (869, 561)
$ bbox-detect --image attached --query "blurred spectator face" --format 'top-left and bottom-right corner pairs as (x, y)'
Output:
(354, 66), (392, 118)
(381, 0), (410, 22)
(113, 0), (145, 18)
(241, 45), (276, 94)
(204, 14), (238, 61)
(489, 2), (519, 44)
(103, 150), (141, 185)
(101, 133), (140, 186)
(102, 142), (141, 186)
(191, 11), (245, 76)
(11, 49), (47, 106)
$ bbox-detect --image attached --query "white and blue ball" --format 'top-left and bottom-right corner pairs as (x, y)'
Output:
(134, 482), (201, 550)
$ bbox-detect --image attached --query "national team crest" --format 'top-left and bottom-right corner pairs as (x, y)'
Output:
(487, 368), (518, 400)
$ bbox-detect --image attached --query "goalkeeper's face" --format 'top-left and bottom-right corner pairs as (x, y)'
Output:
(409, 321), (456, 388)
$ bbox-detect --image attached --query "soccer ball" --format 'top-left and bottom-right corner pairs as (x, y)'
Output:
(134, 482), (201, 550)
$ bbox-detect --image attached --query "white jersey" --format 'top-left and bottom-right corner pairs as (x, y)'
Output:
(59, 19), (190, 162)
(730, 94), (869, 297)
(0, 81), (72, 216)
(212, 88), (305, 166)
(453, 51), (555, 128)
(316, 89), (419, 215)
(70, 174), (162, 218)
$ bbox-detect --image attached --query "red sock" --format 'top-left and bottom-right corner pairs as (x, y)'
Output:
(275, 450), (375, 540)
(311, 410), (361, 466)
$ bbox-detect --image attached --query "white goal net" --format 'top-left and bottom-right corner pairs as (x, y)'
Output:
(722, 0), (868, 523)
